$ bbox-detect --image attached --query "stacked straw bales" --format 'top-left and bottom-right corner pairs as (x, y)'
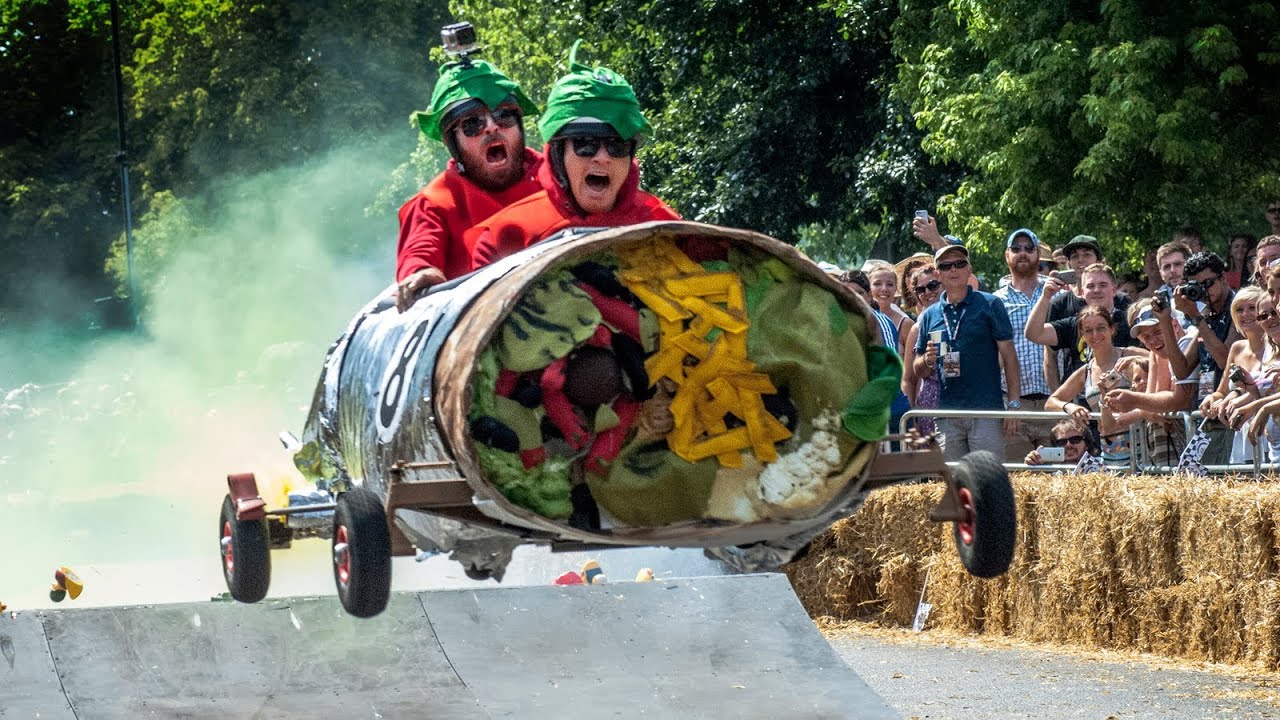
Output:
(787, 472), (1280, 669)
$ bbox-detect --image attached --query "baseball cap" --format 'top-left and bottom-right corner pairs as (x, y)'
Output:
(1062, 235), (1103, 260)
(1131, 307), (1159, 329)
(934, 244), (968, 263)
(1006, 228), (1039, 247)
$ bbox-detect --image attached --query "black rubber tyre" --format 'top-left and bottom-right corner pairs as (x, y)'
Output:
(332, 487), (392, 618)
(219, 494), (272, 603)
(951, 450), (1017, 578)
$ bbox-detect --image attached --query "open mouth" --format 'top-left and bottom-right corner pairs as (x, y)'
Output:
(485, 143), (509, 164)
(584, 173), (611, 192)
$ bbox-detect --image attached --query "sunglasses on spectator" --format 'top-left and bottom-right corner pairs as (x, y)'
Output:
(937, 259), (969, 272)
(1009, 244), (1036, 254)
(1269, 205), (1280, 213)
(570, 136), (634, 159)
(1257, 309), (1277, 323)
(452, 106), (521, 137)
(1053, 435), (1086, 447)
(914, 279), (941, 295)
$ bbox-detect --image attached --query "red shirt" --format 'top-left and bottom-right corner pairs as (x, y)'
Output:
(468, 145), (680, 270)
(395, 147), (543, 281)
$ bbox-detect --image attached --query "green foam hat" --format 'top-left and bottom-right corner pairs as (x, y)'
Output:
(412, 59), (538, 142)
(538, 40), (652, 141)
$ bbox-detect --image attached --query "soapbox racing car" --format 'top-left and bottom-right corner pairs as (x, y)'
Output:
(217, 221), (1016, 618)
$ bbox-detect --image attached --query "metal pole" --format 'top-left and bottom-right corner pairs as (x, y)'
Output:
(109, 0), (138, 328)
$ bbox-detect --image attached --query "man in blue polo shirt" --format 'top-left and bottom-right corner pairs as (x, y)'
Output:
(913, 244), (1022, 460)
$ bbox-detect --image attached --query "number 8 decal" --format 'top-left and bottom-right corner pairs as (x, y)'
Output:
(377, 318), (431, 442)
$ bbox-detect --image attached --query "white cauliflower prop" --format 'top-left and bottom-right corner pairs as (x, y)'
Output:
(755, 410), (845, 511)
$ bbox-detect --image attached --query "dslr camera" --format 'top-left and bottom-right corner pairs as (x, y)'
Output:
(1178, 279), (1210, 303)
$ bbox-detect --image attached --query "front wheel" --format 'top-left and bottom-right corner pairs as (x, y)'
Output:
(951, 451), (1016, 578)
(220, 495), (271, 602)
(332, 487), (392, 618)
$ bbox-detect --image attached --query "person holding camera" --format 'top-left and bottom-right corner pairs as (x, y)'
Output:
(1024, 419), (1093, 467)
(395, 25), (545, 311)
(1200, 287), (1269, 462)
(1173, 251), (1240, 465)
(469, 41), (679, 268)
(1026, 263), (1137, 385)
(1043, 305), (1144, 465)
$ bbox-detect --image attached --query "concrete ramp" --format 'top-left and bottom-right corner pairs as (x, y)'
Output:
(1, 574), (894, 719)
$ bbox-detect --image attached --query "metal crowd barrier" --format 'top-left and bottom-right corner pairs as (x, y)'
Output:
(897, 408), (1280, 476)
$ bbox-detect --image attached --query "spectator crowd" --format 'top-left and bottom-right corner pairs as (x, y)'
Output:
(826, 200), (1280, 469)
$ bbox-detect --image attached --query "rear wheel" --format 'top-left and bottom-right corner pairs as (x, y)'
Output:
(332, 487), (392, 618)
(219, 495), (271, 602)
(951, 451), (1016, 578)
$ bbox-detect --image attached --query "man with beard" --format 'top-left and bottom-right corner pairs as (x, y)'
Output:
(469, 42), (678, 267)
(395, 57), (543, 311)
(993, 228), (1052, 459)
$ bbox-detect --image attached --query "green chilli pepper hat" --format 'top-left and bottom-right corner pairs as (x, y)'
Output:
(538, 40), (653, 141)
(412, 59), (538, 142)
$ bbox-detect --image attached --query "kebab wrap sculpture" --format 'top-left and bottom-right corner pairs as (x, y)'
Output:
(292, 221), (900, 577)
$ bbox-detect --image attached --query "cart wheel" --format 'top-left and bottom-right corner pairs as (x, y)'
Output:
(219, 495), (272, 603)
(332, 487), (391, 618)
(951, 451), (1016, 578)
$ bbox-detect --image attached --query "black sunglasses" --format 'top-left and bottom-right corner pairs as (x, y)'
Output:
(570, 136), (634, 159)
(1268, 206), (1280, 213)
(914, 279), (941, 295)
(1053, 435), (1086, 447)
(453, 106), (522, 137)
(1257, 309), (1277, 323)
(937, 259), (969, 272)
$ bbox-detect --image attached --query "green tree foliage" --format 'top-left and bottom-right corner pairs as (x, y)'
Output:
(1, 0), (450, 322)
(1, 0), (122, 319)
(895, 0), (1280, 273)
(445, 0), (954, 260)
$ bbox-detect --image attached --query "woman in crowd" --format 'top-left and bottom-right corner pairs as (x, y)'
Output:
(1223, 295), (1280, 460)
(1045, 305), (1145, 465)
(1200, 287), (1268, 462)
(895, 253), (933, 317)
(1224, 233), (1255, 290)
(900, 264), (942, 434)
(864, 259), (912, 353)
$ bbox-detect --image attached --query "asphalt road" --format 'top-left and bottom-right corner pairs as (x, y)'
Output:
(826, 626), (1280, 719)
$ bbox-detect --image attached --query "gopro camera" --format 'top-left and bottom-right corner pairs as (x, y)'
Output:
(441, 22), (480, 59)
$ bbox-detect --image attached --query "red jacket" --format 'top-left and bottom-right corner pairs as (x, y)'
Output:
(395, 147), (543, 281)
(468, 145), (679, 270)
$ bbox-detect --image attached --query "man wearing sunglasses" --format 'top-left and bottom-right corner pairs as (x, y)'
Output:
(1024, 419), (1092, 466)
(994, 229), (1053, 460)
(1173, 251), (1239, 465)
(396, 57), (544, 311)
(469, 42), (678, 268)
(913, 244), (1022, 461)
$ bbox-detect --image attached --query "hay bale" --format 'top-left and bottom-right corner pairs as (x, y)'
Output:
(793, 470), (1280, 671)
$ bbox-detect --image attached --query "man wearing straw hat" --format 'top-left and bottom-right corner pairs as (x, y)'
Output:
(395, 48), (543, 311)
